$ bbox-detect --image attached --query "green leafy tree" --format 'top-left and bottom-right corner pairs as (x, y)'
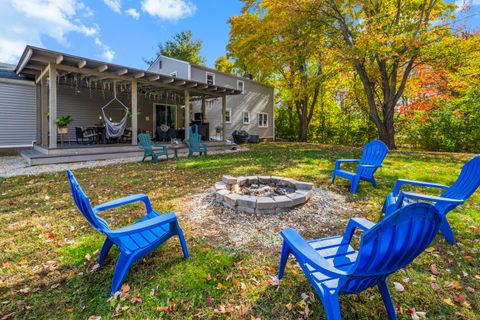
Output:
(214, 56), (236, 74)
(308, 0), (456, 148)
(229, 0), (339, 142)
(145, 31), (206, 66)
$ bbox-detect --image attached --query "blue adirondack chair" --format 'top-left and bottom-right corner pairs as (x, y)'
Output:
(382, 156), (480, 245)
(331, 140), (388, 193)
(186, 125), (207, 157)
(278, 203), (441, 320)
(66, 170), (189, 295)
(138, 133), (169, 162)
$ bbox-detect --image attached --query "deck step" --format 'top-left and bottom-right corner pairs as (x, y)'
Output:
(21, 143), (236, 166)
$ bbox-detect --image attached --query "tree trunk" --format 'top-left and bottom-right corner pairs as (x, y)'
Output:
(296, 99), (310, 142)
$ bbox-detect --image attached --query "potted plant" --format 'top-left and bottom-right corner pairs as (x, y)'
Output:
(55, 116), (74, 134)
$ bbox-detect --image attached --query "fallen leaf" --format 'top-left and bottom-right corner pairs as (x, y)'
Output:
(156, 306), (169, 312)
(393, 282), (405, 292)
(206, 297), (214, 306)
(443, 298), (454, 306)
(129, 296), (142, 304)
(430, 265), (440, 276)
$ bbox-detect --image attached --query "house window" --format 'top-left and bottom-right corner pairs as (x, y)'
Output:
(242, 111), (250, 124)
(158, 60), (162, 69)
(237, 80), (245, 94)
(258, 113), (268, 128)
(225, 109), (232, 123)
(170, 71), (177, 78)
(206, 72), (215, 85)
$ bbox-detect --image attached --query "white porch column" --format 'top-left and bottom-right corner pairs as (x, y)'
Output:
(222, 95), (227, 141)
(131, 80), (138, 145)
(41, 77), (48, 146)
(48, 63), (57, 148)
(184, 89), (190, 140)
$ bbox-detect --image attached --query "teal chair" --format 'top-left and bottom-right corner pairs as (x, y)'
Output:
(186, 125), (207, 157)
(138, 133), (168, 162)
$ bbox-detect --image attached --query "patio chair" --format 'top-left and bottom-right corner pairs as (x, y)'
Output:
(66, 170), (189, 295)
(382, 155), (480, 244)
(186, 125), (207, 157)
(331, 140), (388, 193)
(138, 133), (168, 162)
(75, 127), (97, 144)
(277, 203), (441, 320)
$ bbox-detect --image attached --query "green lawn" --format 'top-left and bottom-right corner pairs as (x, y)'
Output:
(0, 143), (478, 319)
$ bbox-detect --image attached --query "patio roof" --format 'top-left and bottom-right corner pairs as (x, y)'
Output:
(15, 46), (242, 97)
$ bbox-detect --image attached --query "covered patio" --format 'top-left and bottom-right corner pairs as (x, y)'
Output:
(15, 46), (241, 150)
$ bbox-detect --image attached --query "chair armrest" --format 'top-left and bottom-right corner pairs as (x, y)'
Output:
(107, 213), (177, 238)
(343, 217), (375, 244)
(280, 228), (347, 278)
(335, 159), (360, 170)
(398, 191), (464, 205)
(392, 179), (449, 195)
(336, 159), (360, 163)
(94, 194), (152, 213)
(358, 164), (382, 169)
(153, 145), (168, 151)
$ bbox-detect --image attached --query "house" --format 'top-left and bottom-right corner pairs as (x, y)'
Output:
(0, 46), (274, 164)
(147, 55), (275, 142)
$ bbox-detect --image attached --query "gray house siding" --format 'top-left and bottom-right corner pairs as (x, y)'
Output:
(148, 56), (190, 79)
(192, 79), (274, 140)
(0, 80), (37, 147)
(150, 56), (275, 140)
(190, 65), (274, 140)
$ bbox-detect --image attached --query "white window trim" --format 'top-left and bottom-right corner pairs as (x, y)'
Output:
(258, 112), (268, 128)
(225, 108), (232, 124)
(170, 71), (177, 77)
(242, 111), (250, 125)
(237, 80), (245, 94)
(206, 72), (215, 85)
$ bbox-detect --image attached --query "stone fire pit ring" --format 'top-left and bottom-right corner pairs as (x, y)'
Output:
(213, 175), (314, 214)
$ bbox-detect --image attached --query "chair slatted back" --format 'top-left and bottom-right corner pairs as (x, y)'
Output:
(342, 203), (441, 293)
(357, 140), (388, 179)
(188, 125), (202, 149)
(67, 171), (109, 232)
(138, 133), (153, 151)
(441, 156), (480, 201)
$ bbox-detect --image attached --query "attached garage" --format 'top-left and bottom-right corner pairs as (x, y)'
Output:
(0, 64), (37, 148)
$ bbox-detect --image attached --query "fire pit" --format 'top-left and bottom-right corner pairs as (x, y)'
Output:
(213, 175), (313, 214)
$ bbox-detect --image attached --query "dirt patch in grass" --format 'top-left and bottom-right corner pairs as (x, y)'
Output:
(180, 187), (352, 254)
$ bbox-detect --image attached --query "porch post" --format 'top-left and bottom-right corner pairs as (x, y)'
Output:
(40, 77), (48, 146)
(131, 80), (138, 145)
(222, 95), (227, 141)
(48, 63), (57, 148)
(184, 89), (190, 140)
(201, 96), (206, 122)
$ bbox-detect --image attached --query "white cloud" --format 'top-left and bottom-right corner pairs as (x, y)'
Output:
(0, 0), (114, 64)
(455, 0), (480, 11)
(103, 0), (122, 13)
(125, 8), (140, 20)
(141, 0), (196, 20)
(95, 37), (115, 62)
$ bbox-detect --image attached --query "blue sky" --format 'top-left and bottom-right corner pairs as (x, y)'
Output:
(0, 0), (243, 68)
(0, 0), (478, 70)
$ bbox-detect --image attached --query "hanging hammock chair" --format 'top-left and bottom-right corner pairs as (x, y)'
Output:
(101, 83), (129, 139)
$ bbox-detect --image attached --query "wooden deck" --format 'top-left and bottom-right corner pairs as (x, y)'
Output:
(21, 141), (237, 166)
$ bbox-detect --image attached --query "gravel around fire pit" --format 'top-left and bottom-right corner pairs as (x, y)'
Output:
(180, 187), (353, 253)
